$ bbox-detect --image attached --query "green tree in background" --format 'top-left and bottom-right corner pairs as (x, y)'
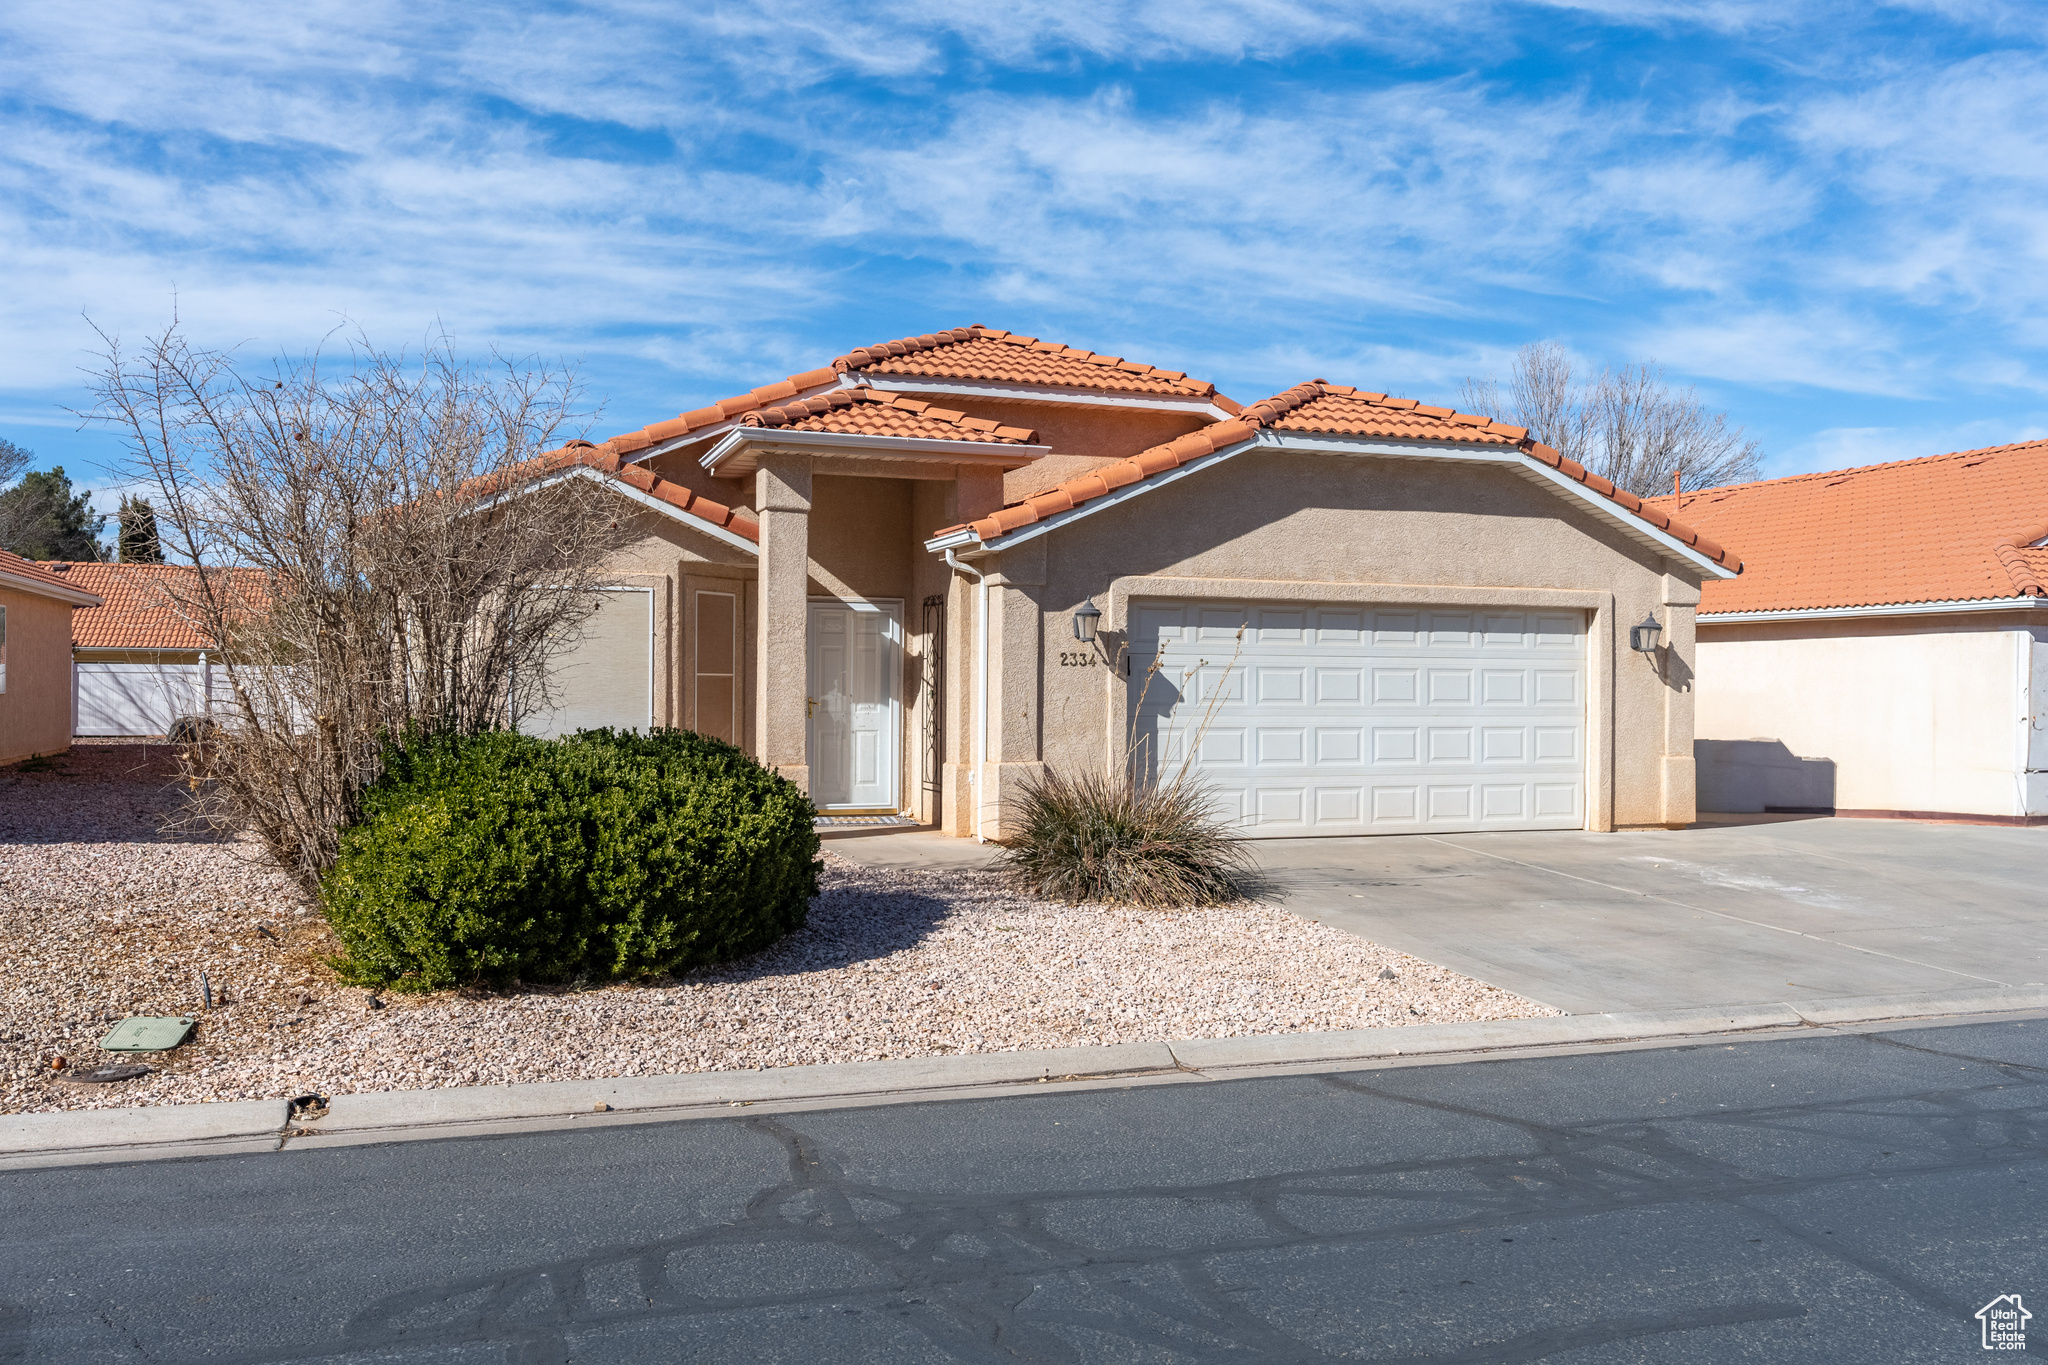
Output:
(0, 463), (107, 561)
(118, 493), (164, 564)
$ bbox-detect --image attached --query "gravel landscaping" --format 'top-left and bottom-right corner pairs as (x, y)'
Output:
(2, 745), (1555, 1114)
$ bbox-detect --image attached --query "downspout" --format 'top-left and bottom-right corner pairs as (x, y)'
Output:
(945, 548), (989, 843)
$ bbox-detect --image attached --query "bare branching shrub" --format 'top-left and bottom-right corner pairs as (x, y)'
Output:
(1460, 341), (1762, 497)
(999, 631), (1254, 908)
(86, 321), (625, 894)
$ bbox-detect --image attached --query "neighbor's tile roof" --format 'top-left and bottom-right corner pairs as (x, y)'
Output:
(1641, 437), (2048, 614)
(577, 325), (1225, 463)
(0, 548), (104, 604)
(738, 387), (1038, 443)
(942, 380), (1740, 571)
(62, 563), (265, 650)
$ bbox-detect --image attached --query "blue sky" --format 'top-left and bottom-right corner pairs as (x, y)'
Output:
(4, 0), (2046, 518)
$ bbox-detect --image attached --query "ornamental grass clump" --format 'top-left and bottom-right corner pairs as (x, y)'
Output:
(997, 767), (1253, 908)
(320, 727), (820, 991)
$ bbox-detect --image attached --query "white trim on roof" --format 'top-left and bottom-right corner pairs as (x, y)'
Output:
(1700, 596), (2046, 623)
(701, 425), (1049, 475)
(927, 429), (1741, 580)
(486, 465), (760, 555)
(849, 372), (1235, 421)
(924, 438), (1262, 555)
(0, 565), (103, 607)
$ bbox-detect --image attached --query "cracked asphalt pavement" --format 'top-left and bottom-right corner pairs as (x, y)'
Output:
(5, 1018), (2047, 1362)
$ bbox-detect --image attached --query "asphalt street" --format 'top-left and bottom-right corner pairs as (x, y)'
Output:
(5, 1018), (2047, 1363)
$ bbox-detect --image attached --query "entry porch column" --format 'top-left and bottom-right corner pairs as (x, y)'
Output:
(755, 452), (812, 793)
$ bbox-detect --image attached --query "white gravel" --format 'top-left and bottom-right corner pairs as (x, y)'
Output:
(2, 744), (1555, 1114)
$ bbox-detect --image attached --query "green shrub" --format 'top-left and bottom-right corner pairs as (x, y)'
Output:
(996, 767), (1254, 908)
(320, 728), (820, 991)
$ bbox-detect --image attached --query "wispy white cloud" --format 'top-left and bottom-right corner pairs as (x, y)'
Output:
(1, 0), (2045, 480)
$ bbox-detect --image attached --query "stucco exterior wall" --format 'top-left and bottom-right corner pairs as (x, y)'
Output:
(0, 585), (76, 765)
(909, 401), (1214, 505)
(1695, 614), (2046, 818)
(583, 504), (757, 741)
(967, 449), (1702, 836)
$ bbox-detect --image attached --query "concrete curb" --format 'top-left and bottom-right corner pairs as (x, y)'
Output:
(1165, 1004), (1805, 1073)
(1787, 984), (2048, 1025)
(9, 986), (2048, 1167)
(312, 1041), (1180, 1137)
(0, 1099), (290, 1167)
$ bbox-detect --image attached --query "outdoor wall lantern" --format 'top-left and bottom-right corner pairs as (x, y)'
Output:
(1072, 597), (1102, 643)
(1629, 612), (1664, 653)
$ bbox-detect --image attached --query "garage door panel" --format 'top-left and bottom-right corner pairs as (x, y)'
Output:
(1316, 727), (1363, 764)
(1427, 669), (1473, 704)
(1131, 599), (1586, 837)
(1313, 610), (1364, 644)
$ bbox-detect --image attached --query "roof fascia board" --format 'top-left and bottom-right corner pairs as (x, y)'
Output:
(923, 438), (1262, 556)
(1701, 597), (2044, 623)
(0, 569), (103, 607)
(1260, 431), (1735, 579)
(851, 373), (1234, 421)
(702, 426), (1049, 473)
(487, 466), (759, 555)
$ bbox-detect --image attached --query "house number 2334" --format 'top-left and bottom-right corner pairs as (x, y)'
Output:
(1057, 651), (1097, 667)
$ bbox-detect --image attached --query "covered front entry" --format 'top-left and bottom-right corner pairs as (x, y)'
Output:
(1130, 601), (1587, 836)
(806, 598), (903, 811)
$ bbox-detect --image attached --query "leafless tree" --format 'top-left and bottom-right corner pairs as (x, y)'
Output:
(1460, 341), (1762, 497)
(86, 321), (625, 894)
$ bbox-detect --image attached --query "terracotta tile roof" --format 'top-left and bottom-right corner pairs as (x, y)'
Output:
(62, 563), (264, 650)
(940, 380), (1740, 572)
(507, 444), (761, 543)
(577, 325), (1227, 464)
(1642, 437), (2048, 614)
(738, 387), (1038, 443)
(0, 548), (104, 604)
(833, 326), (1227, 402)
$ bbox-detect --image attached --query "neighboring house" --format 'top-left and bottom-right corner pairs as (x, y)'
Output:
(508, 325), (1741, 839)
(59, 562), (234, 737)
(1643, 439), (2048, 823)
(0, 549), (103, 765)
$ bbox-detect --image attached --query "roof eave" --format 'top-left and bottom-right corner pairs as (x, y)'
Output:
(492, 465), (759, 554)
(0, 568), (104, 607)
(702, 427), (1050, 476)
(1700, 596), (2047, 623)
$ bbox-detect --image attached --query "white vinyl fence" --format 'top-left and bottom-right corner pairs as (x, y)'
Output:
(74, 658), (225, 737)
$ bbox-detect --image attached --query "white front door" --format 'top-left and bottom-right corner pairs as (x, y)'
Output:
(806, 599), (903, 810)
(1130, 601), (1587, 837)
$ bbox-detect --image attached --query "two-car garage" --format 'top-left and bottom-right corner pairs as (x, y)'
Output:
(1129, 601), (1587, 836)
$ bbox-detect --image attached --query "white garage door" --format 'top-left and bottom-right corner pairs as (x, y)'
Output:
(524, 588), (654, 740)
(1130, 601), (1586, 836)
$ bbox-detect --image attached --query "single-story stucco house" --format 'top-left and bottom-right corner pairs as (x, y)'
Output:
(0, 549), (103, 765)
(510, 325), (1743, 839)
(1644, 438), (2048, 824)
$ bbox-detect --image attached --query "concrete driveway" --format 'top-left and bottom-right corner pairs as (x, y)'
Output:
(1257, 816), (2048, 1013)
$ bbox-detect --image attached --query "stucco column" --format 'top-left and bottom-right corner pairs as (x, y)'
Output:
(939, 469), (1008, 838)
(979, 537), (1047, 841)
(755, 453), (812, 794)
(1660, 570), (1702, 827)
